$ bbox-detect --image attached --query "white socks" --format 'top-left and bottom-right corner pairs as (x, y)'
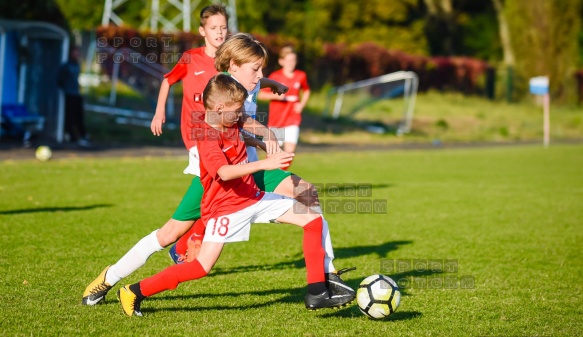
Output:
(105, 230), (164, 285)
(101, 216), (336, 286)
(321, 216), (336, 273)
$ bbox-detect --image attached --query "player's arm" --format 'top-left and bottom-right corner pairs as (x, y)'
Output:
(259, 78), (288, 95)
(294, 89), (311, 113)
(217, 152), (294, 181)
(243, 137), (267, 152)
(151, 78), (170, 136)
(151, 55), (187, 136)
(240, 114), (280, 155)
(258, 90), (289, 101)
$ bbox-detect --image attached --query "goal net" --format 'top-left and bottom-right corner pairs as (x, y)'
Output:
(323, 71), (418, 135)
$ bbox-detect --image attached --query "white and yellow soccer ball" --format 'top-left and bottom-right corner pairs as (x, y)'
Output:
(35, 146), (52, 161)
(356, 274), (401, 320)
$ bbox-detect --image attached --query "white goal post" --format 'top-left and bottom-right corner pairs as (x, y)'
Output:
(324, 71), (419, 135)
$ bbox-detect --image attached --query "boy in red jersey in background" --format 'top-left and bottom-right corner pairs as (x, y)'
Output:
(117, 74), (354, 316)
(259, 46), (310, 167)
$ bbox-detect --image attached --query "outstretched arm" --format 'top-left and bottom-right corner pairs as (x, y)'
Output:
(217, 152), (294, 181)
(259, 78), (288, 95)
(151, 78), (171, 136)
(244, 137), (267, 153)
(240, 114), (280, 155)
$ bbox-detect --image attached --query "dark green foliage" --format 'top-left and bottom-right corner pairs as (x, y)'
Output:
(506, 0), (582, 101)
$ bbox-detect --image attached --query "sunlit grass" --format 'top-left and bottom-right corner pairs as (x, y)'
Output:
(1, 145), (582, 336)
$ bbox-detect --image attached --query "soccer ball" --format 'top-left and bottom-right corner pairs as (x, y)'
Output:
(356, 274), (401, 320)
(35, 146), (52, 161)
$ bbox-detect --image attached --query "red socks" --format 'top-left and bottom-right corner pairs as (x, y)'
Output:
(139, 259), (208, 297)
(139, 217), (325, 297)
(303, 216), (326, 284)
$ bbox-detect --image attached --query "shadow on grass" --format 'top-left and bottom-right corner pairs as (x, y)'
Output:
(207, 240), (413, 279)
(139, 286), (422, 320)
(134, 240), (417, 315)
(318, 304), (422, 321)
(0, 204), (113, 215)
(142, 285), (306, 314)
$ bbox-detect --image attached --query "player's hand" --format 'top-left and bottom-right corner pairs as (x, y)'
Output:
(264, 151), (294, 170)
(293, 103), (304, 113)
(151, 112), (166, 136)
(272, 82), (289, 95)
(264, 131), (281, 155)
(265, 139), (281, 156)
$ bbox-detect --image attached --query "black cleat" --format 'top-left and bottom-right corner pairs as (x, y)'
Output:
(326, 267), (356, 297)
(305, 288), (355, 310)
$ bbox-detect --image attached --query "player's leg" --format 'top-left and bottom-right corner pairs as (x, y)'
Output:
(263, 172), (335, 271)
(173, 218), (205, 262)
(282, 142), (297, 155)
(254, 170), (355, 297)
(118, 241), (224, 316)
(82, 176), (203, 305)
(119, 204), (257, 316)
(281, 125), (299, 157)
(254, 194), (354, 309)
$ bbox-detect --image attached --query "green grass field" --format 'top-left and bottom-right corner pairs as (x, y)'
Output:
(1, 145), (582, 336)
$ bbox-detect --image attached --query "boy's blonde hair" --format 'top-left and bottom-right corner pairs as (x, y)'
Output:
(200, 3), (229, 27)
(278, 46), (296, 59)
(215, 33), (269, 72)
(203, 73), (248, 110)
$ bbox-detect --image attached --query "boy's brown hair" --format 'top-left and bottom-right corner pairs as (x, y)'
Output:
(214, 33), (269, 72)
(278, 46), (296, 59)
(203, 73), (248, 110)
(200, 3), (229, 27)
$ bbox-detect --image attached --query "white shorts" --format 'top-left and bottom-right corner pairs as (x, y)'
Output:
(270, 126), (300, 146)
(203, 193), (296, 243)
(183, 146), (201, 176)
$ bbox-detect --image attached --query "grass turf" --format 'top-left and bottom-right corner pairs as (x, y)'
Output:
(1, 144), (582, 336)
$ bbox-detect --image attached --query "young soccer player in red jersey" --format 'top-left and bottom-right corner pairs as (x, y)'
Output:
(83, 4), (281, 305)
(259, 46), (311, 164)
(82, 28), (354, 307)
(117, 74), (355, 316)
(174, 35), (353, 287)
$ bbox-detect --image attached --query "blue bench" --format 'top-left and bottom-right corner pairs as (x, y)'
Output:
(1, 104), (45, 147)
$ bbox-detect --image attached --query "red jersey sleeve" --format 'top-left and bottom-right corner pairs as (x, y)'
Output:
(197, 127), (229, 180)
(164, 54), (188, 85)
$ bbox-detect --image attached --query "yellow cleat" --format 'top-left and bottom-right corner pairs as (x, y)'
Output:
(117, 285), (143, 317)
(82, 266), (112, 306)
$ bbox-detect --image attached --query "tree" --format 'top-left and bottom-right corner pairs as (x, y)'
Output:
(492, 0), (515, 101)
(423, 0), (456, 55)
(506, 0), (582, 101)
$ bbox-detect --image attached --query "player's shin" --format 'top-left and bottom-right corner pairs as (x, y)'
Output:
(302, 217), (326, 294)
(107, 230), (164, 285)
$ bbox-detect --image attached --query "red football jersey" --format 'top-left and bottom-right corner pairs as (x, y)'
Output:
(164, 47), (218, 150)
(196, 122), (264, 224)
(262, 69), (310, 127)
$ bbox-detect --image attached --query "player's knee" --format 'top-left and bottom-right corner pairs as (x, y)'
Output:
(156, 230), (178, 247)
(158, 219), (193, 246)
